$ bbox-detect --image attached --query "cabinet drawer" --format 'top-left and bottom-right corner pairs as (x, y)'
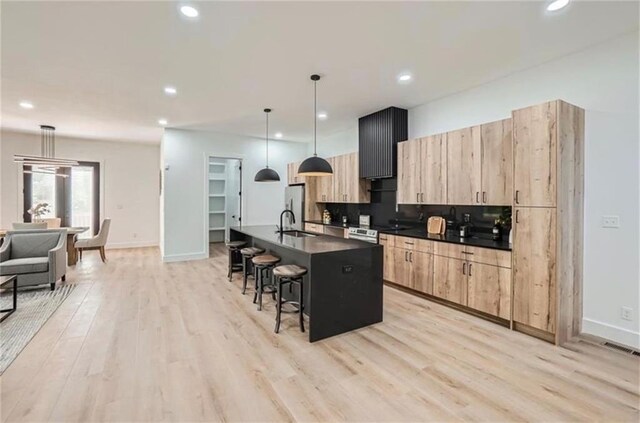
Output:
(433, 242), (466, 259)
(304, 223), (324, 234)
(324, 226), (346, 238)
(394, 236), (433, 253)
(464, 247), (512, 269)
(378, 234), (395, 247)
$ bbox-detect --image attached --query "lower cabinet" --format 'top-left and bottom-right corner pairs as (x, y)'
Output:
(391, 248), (434, 295)
(467, 262), (511, 320)
(433, 256), (467, 306)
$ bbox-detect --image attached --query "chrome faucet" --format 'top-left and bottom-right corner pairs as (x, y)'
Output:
(279, 209), (296, 234)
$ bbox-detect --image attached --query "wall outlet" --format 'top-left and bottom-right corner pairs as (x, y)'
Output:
(621, 307), (633, 321)
(132, 233), (138, 239)
(601, 215), (620, 228)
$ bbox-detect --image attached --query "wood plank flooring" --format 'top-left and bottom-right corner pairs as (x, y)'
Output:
(1, 245), (638, 422)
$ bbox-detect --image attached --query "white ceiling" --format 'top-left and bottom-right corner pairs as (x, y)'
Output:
(2, 1), (638, 144)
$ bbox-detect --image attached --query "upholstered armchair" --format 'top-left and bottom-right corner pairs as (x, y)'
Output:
(0, 229), (67, 290)
(75, 219), (111, 262)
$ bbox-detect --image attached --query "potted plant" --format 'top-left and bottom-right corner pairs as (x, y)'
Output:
(27, 202), (51, 222)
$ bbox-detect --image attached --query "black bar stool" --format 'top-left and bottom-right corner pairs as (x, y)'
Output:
(240, 247), (265, 294)
(251, 254), (281, 311)
(272, 264), (308, 333)
(225, 241), (246, 281)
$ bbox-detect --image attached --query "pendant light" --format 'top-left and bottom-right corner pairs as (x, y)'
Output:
(14, 125), (77, 178)
(298, 74), (333, 176)
(254, 108), (281, 182)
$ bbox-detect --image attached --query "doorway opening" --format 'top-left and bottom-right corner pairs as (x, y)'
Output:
(207, 157), (242, 255)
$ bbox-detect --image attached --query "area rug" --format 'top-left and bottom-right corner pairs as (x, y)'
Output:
(0, 284), (76, 374)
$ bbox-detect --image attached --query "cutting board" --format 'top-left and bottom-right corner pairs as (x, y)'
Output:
(427, 216), (446, 235)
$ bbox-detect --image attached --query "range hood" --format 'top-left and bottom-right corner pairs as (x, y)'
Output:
(358, 107), (407, 179)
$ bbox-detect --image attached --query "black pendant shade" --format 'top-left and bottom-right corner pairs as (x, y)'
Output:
(254, 108), (280, 182)
(298, 155), (333, 176)
(298, 74), (333, 177)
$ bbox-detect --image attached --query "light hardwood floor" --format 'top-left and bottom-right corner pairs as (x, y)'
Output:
(1, 245), (638, 422)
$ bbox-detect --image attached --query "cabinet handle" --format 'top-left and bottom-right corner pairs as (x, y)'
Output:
(515, 190), (520, 204)
(405, 251), (408, 262)
(463, 262), (466, 275)
(416, 193), (420, 203)
(482, 191), (487, 203)
(468, 264), (473, 276)
(404, 241), (414, 245)
(409, 252), (413, 262)
(515, 210), (520, 223)
(476, 192), (480, 203)
(421, 193), (424, 202)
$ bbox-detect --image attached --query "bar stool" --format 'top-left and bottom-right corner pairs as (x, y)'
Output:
(225, 241), (246, 281)
(272, 264), (308, 333)
(240, 247), (265, 294)
(251, 254), (281, 311)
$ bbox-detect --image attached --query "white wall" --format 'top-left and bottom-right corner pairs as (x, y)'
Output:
(161, 128), (307, 262)
(1, 130), (161, 249)
(310, 125), (359, 157)
(407, 33), (639, 348)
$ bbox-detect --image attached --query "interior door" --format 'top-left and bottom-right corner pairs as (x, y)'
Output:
(513, 102), (557, 207)
(397, 139), (421, 204)
(433, 255), (467, 305)
(446, 126), (482, 205)
(481, 119), (513, 205)
(512, 207), (556, 333)
(421, 134), (447, 205)
(467, 262), (511, 319)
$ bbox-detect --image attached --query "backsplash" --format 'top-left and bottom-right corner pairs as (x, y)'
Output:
(323, 178), (511, 232)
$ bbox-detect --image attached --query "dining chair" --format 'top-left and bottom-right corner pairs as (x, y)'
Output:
(12, 222), (47, 230)
(75, 218), (111, 263)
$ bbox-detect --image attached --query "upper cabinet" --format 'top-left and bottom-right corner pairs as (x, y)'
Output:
(513, 103), (557, 207)
(480, 118), (513, 205)
(298, 153), (370, 204)
(397, 135), (447, 205)
(446, 126), (482, 205)
(287, 162), (305, 185)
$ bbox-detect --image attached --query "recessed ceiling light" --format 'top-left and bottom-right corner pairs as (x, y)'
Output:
(317, 112), (328, 120)
(398, 73), (412, 83)
(547, 0), (569, 12)
(180, 5), (199, 18)
(19, 101), (34, 109)
(158, 119), (168, 126)
(164, 86), (177, 96)
(274, 132), (283, 139)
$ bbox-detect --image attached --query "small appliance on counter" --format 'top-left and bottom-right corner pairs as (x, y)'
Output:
(342, 215), (348, 225)
(446, 206), (458, 235)
(459, 213), (473, 238)
(359, 214), (371, 228)
(322, 209), (331, 225)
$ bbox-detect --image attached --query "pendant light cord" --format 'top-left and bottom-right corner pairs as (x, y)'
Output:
(265, 111), (269, 168)
(313, 78), (318, 157)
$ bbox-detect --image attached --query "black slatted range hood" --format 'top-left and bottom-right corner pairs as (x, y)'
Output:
(358, 107), (408, 179)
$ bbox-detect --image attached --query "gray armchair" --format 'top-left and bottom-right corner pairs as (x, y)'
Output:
(0, 229), (67, 290)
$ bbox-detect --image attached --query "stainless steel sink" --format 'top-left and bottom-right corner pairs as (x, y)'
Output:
(280, 230), (317, 238)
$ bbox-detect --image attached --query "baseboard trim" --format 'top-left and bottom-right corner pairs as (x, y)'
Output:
(162, 251), (208, 263)
(582, 318), (640, 349)
(105, 241), (158, 250)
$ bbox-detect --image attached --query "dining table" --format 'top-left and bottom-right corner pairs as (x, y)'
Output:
(0, 226), (89, 266)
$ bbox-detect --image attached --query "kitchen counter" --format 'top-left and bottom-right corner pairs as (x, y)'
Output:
(304, 220), (511, 251)
(230, 225), (383, 342)
(379, 227), (512, 251)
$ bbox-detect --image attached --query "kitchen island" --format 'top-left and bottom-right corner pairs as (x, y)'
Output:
(230, 225), (383, 342)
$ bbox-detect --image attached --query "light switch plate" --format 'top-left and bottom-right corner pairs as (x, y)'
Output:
(602, 215), (620, 228)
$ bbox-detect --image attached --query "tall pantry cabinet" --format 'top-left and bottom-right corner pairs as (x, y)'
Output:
(511, 100), (584, 345)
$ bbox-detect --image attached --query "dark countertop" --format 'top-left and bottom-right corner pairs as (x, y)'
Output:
(304, 220), (511, 251)
(230, 225), (378, 254)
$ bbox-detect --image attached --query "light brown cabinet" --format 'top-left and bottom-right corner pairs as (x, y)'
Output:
(314, 157), (335, 203)
(303, 223), (324, 234)
(397, 135), (447, 205)
(511, 100), (584, 345)
(433, 255), (467, 306)
(480, 119), (513, 205)
(408, 250), (434, 295)
(467, 262), (511, 320)
(512, 207), (557, 334)
(333, 153), (370, 203)
(446, 126), (482, 205)
(287, 162), (305, 185)
(513, 102), (557, 207)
